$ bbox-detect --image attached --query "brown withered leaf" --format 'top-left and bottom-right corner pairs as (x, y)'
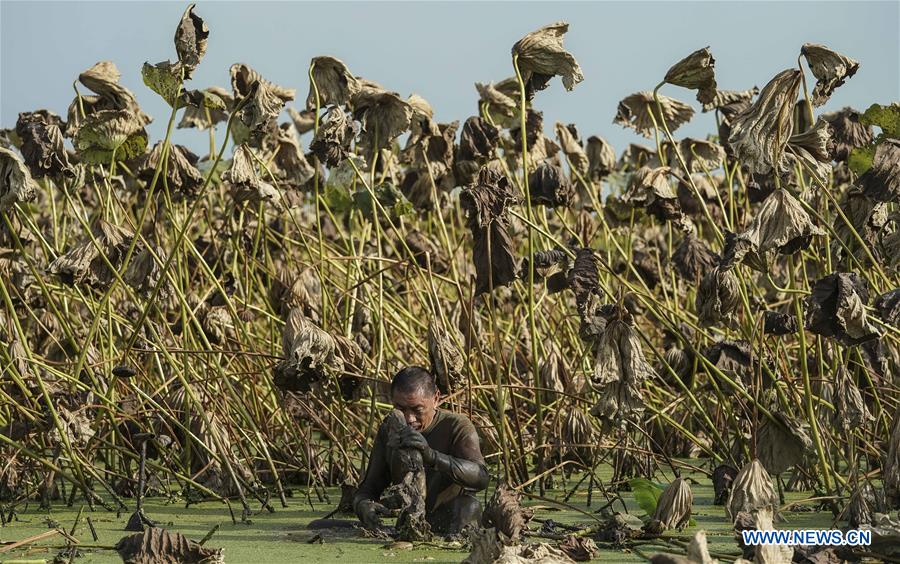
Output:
(701, 87), (758, 113)
(757, 412), (813, 475)
(134, 142), (203, 197)
(589, 318), (654, 428)
(614, 92), (695, 139)
(48, 220), (134, 287)
(622, 166), (683, 222)
(650, 530), (716, 564)
(222, 144), (281, 207)
(763, 310), (798, 335)
(115, 527), (223, 564)
(833, 366), (874, 432)
(664, 46), (717, 105)
(805, 272), (881, 346)
(875, 289), (900, 327)
(475, 81), (517, 126)
(77, 61), (151, 127)
(307, 56), (360, 110)
(427, 318), (465, 394)
(726, 188), (824, 265)
(558, 535), (598, 562)
(672, 232), (718, 281)
(801, 43), (859, 106)
(528, 161), (574, 207)
(269, 124), (316, 189)
(785, 117), (833, 181)
(459, 167), (520, 296)
(73, 109), (148, 165)
(351, 86), (412, 153)
(230, 63), (295, 141)
(15, 111), (73, 178)
(586, 135), (616, 180)
(554, 122), (589, 177)
(511, 21), (584, 94)
(858, 139), (900, 203)
(482, 484), (534, 542)
(310, 107), (358, 167)
(726, 459), (778, 522)
(273, 308), (346, 395)
(174, 4), (208, 79)
(666, 138), (725, 173)
(712, 464), (738, 505)
(646, 477), (693, 534)
(822, 107), (873, 162)
(0, 147), (39, 212)
(463, 527), (574, 564)
(727, 69), (802, 175)
(178, 86), (232, 130)
(696, 266), (740, 327)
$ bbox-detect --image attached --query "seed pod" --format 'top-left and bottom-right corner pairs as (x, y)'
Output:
(646, 477), (693, 534)
(726, 459), (778, 522)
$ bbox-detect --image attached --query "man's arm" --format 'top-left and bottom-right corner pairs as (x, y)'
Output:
(353, 426), (391, 526)
(436, 417), (489, 491)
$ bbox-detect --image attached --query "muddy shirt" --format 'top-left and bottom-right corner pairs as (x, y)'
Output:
(354, 409), (487, 513)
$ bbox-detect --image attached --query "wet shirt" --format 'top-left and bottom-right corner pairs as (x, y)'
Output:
(355, 409), (486, 512)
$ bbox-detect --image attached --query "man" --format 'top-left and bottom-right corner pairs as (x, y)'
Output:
(354, 366), (489, 534)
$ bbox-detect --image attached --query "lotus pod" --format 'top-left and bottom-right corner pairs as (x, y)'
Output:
(726, 459), (778, 522)
(427, 318), (465, 394)
(482, 484), (534, 542)
(646, 477), (693, 534)
(115, 527), (223, 564)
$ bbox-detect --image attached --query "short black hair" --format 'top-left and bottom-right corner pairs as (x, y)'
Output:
(390, 366), (437, 397)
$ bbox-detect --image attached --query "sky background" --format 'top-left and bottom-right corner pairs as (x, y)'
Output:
(2, 1), (898, 157)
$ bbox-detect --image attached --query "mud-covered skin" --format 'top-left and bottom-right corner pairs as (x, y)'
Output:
(354, 409), (489, 533)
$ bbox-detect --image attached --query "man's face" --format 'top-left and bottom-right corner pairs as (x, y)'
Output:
(392, 387), (439, 431)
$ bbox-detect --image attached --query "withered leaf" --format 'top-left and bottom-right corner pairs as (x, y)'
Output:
(801, 43), (859, 107)
(0, 146), (39, 211)
(48, 220), (135, 287)
(15, 111), (73, 178)
(727, 69), (802, 175)
(726, 459), (778, 522)
(757, 412), (813, 475)
(858, 139), (900, 203)
(614, 92), (695, 139)
(511, 22), (584, 94)
(805, 272), (881, 346)
(528, 161), (574, 207)
(174, 4), (208, 79)
(664, 46), (717, 105)
(427, 318), (465, 394)
(696, 266), (740, 327)
(115, 527), (223, 564)
(646, 477), (693, 534)
(459, 167), (520, 296)
(307, 56), (360, 110)
(482, 484), (534, 542)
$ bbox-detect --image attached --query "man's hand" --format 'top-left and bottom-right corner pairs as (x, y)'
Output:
(395, 426), (435, 465)
(357, 499), (391, 529)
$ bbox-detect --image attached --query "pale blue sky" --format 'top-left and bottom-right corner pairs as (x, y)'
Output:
(2, 1), (898, 156)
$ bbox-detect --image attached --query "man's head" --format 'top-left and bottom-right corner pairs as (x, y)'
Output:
(390, 366), (440, 430)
